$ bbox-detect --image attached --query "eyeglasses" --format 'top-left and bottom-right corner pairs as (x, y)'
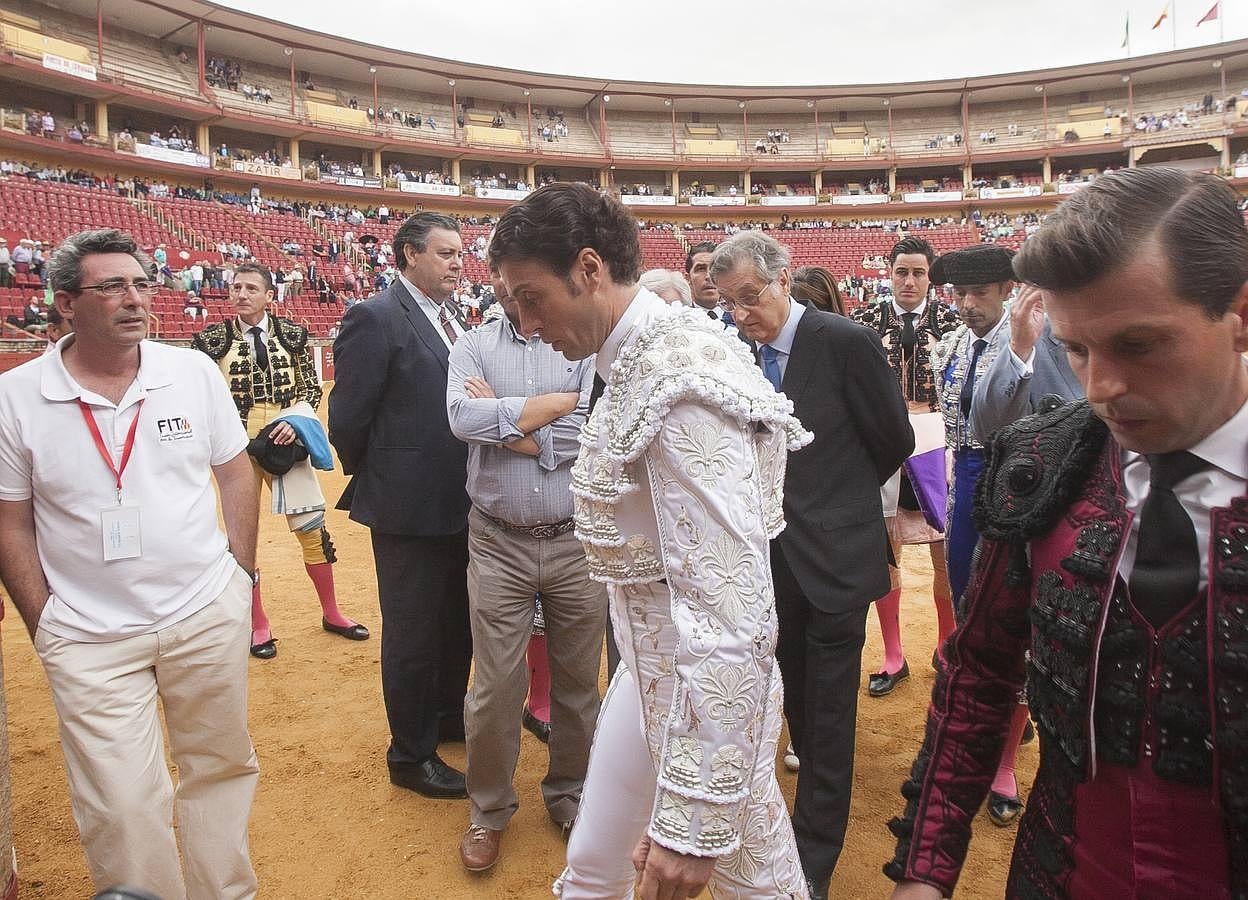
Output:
(77, 280), (160, 297)
(718, 281), (775, 312)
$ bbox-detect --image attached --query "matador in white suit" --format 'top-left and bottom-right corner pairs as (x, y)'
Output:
(489, 184), (811, 900)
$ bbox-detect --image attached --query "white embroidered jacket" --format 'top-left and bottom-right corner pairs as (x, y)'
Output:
(571, 290), (812, 857)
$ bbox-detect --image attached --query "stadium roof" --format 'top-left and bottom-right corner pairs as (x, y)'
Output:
(49, 0), (1248, 111)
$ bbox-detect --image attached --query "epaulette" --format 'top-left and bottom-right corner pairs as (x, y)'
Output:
(973, 398), (1108, 561)
(851, 304), (885, 334)
(272, 316), (309, 354)
(190, 321), (232, 361)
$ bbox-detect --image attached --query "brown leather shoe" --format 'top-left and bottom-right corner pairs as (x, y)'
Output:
(459, 824), (502, 872)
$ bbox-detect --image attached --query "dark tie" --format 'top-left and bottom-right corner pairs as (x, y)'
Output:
(721, 310), (735, 326)
(438, 305), (459, 346)
(1129, 451), (1208, 627)
(900, 312), (918, 351)
(248, 326), (269, 371)
(958, 338), (988, 417)
(760, 344), (783, 392)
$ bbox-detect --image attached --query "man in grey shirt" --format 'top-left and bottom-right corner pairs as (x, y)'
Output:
(446, 268), (606, 874)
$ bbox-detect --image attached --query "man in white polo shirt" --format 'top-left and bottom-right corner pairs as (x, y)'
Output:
(0, 229), (261, 900)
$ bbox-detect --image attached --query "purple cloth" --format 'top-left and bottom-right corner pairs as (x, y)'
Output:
(904, 447), (948, 533)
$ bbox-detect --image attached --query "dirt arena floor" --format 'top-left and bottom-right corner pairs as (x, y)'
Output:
(4, 389), (1035, 899)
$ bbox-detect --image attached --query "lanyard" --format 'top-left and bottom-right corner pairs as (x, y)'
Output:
(78, 398), (143, 503)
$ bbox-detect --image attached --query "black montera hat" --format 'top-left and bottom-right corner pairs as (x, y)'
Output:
(929, 244), (1016, 286)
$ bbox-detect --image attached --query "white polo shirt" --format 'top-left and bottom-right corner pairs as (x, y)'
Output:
(0, 338), (249, 641)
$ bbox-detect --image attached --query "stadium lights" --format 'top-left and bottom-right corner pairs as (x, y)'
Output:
(523, 89), (531, 96)
(1121, 74), (1131, 82)
(603, 95), (610, 102)
(368, 66), (377, 74)
(1034, 85), (1045, 93)
(1213, 60), (1223, 69)
(283, 47), (293, 56)
(738, 101), (745, 109)
(882, 99), (890, 106)
(448, 79), (456, 86)
(806, 100), (814, 108)
(664, 98), (671, 106)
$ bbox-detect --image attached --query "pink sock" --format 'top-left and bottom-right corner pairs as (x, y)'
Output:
(934, 593), (956, 644)
(305, 562), (353, 628)
(990, 704), (1031, 797)
(527, 634), (551, 723)
(251, 577), (272, 646)
(875, 589), (905, 675)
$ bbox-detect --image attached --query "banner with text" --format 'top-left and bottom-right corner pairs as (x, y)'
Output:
(831, 193), (891, 206)
(978, 185), (1043, 199)
(232, 160), (302, 180)
(759, 195), (817, 206)
(1056, 181), (1092, 194)
(620, 194), (677, 206)
(399, 181), (462, 196)
(689, 195), (746, 206)
(133, 142), (210, 169)
(1235, 165), (1248, 179)
(476, 186), (531, 201)
(320, 174), (384, 189)
(42, 53), (96, 81)
(903, 190), (963, 203)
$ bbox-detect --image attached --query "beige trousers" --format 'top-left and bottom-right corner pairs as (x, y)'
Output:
(34, 567), (259, 900)
(464, 506), (607, 829)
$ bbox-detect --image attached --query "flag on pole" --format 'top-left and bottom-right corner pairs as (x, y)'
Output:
(1197, 2), (1219, 25)
(1122, 13), (1131, 47)
(1152, 3), (1169, 29)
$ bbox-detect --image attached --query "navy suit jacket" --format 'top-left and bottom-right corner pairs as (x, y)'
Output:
(327, 280), (470, 536)
(769, 307), (914, 613)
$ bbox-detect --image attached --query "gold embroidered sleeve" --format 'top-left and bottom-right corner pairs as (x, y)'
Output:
(643, 401), (782, 859)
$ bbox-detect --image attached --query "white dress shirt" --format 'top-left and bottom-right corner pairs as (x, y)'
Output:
(1119, 393), (1248, 591)
(239, 314), (269, 360)
(761, 298), (806, 381)
(398, 272), (463, 351)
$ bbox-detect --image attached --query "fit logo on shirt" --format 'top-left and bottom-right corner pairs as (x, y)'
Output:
(156, 416), (194, 443)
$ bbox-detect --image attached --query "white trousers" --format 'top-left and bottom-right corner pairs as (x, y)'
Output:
(555, 665), (808, 899)
(35, 567), (259, 900)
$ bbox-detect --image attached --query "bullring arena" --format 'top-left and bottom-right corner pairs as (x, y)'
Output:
(0, 1), (1245, 897)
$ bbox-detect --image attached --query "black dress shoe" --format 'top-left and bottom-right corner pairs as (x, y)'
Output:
(523, 707), (551, 744)
(322, 618), (370, 640)
(868, 660), (910, 697)
(390, 754), (467, 799)
(987, 791), (1023, 826)
(1021, 719), (1036, 745)
(250, 638), (277, 659)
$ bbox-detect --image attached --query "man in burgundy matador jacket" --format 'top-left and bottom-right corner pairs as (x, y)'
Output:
(885, 167), (1248, 900)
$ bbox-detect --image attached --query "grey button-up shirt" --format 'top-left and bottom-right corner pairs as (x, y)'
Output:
(446, 314), (594, 526)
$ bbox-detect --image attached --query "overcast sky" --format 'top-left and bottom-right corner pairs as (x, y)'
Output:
(219, 0), (1244, 85)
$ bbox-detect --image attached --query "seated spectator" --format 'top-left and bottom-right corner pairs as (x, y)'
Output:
(67, 125), (83, 143)
(7, 297), (47, 334)
(40, 112), (54, 137)
(183, 291), (206, 320)
(638, 268), (693, 306)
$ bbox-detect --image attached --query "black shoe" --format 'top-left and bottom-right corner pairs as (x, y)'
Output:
(1021, 719), (1036, 745)
(322, 618), (369, 641)
(523, 707), (551, 744)
(250, 638), (277, 659)
(389, 754), (467, 799)
(987, 791), (1023, 826)
(868, 660), (910, 697)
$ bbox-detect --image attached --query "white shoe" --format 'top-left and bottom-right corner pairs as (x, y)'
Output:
(783, 742), (799, 772)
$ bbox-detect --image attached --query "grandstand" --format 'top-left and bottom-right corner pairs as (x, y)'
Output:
(0, 0), (1244, 353)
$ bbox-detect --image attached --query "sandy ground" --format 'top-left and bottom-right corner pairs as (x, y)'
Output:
(4, 391), (1034, 899)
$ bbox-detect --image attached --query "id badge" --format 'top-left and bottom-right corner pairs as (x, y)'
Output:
(101, 504), (142, 561)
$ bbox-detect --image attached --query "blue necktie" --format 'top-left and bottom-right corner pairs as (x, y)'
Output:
(958, 338), (987, 417)
(722, 310), (735, 327)
(760, 344), (783, 392)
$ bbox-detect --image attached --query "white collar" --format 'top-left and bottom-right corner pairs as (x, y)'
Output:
(764, 297), (805, 356)
(239, 313), (269, 335)
(398, 272), (449, 316)
(965, 312), (1007, 347)
(892, 298), (927, 319)
(596, 286), (659, 381)
(1124, 390), (1248, 481)
(41, 338), (172, 407)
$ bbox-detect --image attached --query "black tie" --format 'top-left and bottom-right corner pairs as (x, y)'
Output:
(707, 308), (718, 321)
(1129, 451), (1208, 627)
(248, 326), (269, 371)
(900, 312), (918, 351)
(958, 338), (987, 417)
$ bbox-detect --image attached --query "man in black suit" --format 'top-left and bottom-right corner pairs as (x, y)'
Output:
(710, 231), (913, 899)
(328, 212), (472, 799)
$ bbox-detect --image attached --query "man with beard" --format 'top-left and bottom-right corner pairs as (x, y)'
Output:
(490, 183), (811, 899)
(852, 238), (961, 698)
(887, 165), (1248, 900)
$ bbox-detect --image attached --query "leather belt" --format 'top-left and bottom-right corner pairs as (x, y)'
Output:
(480, 510), (575, 540)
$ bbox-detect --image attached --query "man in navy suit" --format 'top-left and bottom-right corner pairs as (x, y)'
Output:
(970, 283), (1085, 443)
(710, 231), (913, 899)
(328, 212), (473, 799)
